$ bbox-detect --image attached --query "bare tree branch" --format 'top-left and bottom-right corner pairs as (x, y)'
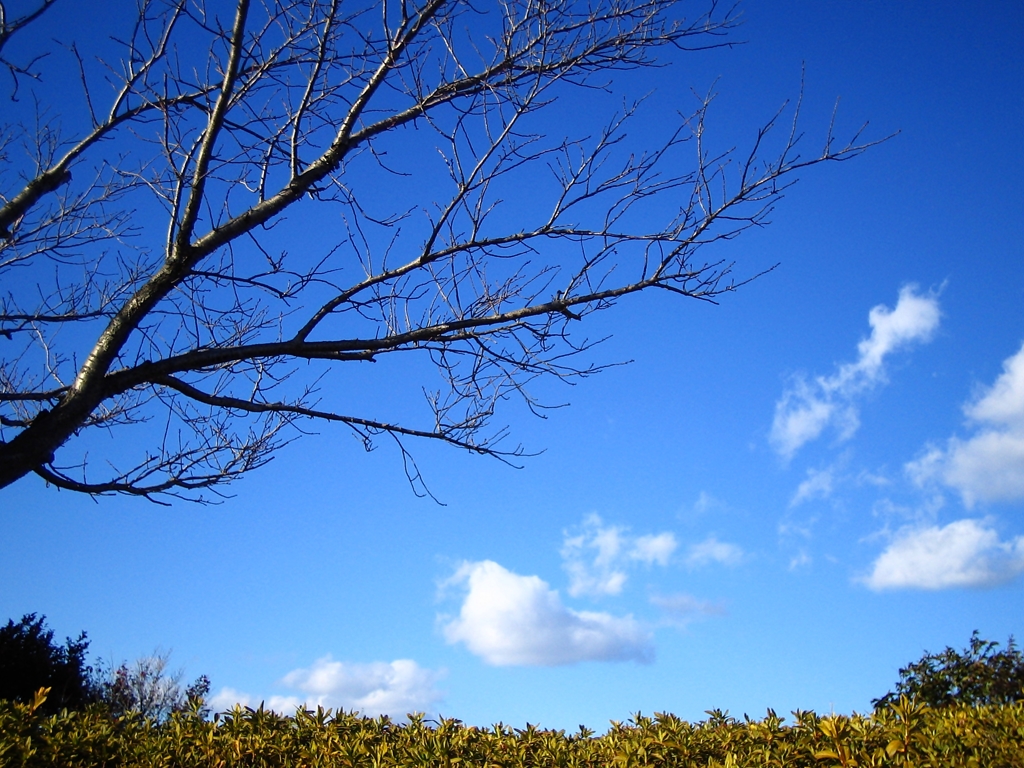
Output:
(0, 0), (889, 501)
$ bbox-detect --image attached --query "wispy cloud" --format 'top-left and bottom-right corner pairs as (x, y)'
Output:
(649, 593), (726, 626)
(439, 560), (653, 666)
(208, 658), (445, 718)
(788, 550), (812, 570)
(771, 286), (941, 460)
(906, 341), (1024, 506)
(685, 536), (744, 568)
(862, 519), (1024, 590)
(691, 491), (729, 517)
(561, 514), (677, 597)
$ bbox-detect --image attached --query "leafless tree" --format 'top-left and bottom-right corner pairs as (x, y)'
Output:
(0, 0), (882, 502)
(96, 651), (210, 721)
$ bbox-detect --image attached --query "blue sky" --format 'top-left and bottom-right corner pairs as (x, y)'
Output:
(2, 0), (1023, 730)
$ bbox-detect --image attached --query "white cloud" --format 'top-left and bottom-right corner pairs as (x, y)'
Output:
(631, 533), (678, 565)
(771, 286), (940, 460)
(649, 593), (725, 626)
(904, 447), (944, 488)
(790, 466), (835, 507)
(854, 287), (941, 377)
(208, 687), (250, 712)
(209, 688), (305, 715)
(560, 514), (677, 597)
(863, 519), (1024, 590)
(965, 344), (1024, 428)
(207, 658), (445, 718)
(771, 383), (839, 460)
(439, 560), (653, 666)
(943, 433), (1024, 504)
(906, 341), (1024, 506)
(685, 536), (744, 568)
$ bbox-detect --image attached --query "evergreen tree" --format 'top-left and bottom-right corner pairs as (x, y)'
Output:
(875, 631), (1024, 709)
(0, 614), (96, 714)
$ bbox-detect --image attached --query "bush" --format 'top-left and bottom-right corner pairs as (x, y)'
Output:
(2, 698), (1024, 768)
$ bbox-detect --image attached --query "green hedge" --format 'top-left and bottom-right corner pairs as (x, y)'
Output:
(3, 690), (1023, 767)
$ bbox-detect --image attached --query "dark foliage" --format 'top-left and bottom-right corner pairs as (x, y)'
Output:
(874, 631), (1024, 709)
(0, 614), (96, 715)
(1, 615), (209, 722)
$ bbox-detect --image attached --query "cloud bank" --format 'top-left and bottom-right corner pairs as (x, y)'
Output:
(906, 341), (1024, 506)
(440, 560), (653, 666)
(772, 286), (940, 460)
(863, 518), (1024, 590)
(208, 658), (445, 717)
(560, 514), (677, 597)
